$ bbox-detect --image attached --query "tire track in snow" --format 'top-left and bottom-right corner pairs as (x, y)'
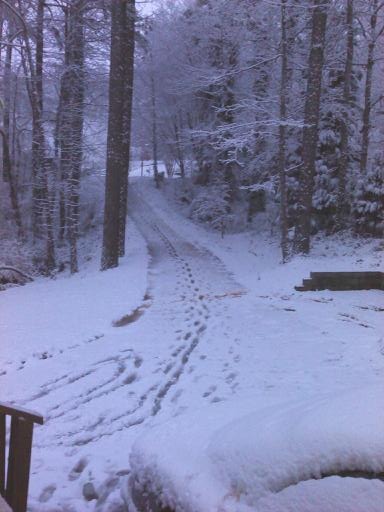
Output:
(31, 183), (243, 452)
(59, 186), (234, 446)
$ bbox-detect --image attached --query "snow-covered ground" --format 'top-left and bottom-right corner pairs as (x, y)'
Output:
(129, 384), (384, 512)
(1, 177), (383, 511)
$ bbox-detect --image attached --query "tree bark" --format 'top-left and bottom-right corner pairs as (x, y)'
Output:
(2, 21), (15, 182)
(56, 5), (70, 243)
(174, 118), (185, 179)
(15, 0), (55, 270)
(294, 0), (329, 254)
(102, 0), (135, 270)
(360, 0), (378, 174)
(66, 0), (85, 274)
(0, 129), (23, 238)
(279, 0), (289, 262)
(336, 0), (354, 230)
(118, 0), (136, 257)
(31, 0), (46, 239)
(150, 67), (160, 188)
(55, 92), (66, 242)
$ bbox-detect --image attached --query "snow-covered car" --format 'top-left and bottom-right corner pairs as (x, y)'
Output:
(125, 384), (384, 512)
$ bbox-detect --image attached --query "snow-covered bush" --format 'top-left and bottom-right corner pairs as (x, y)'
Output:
(189, 183), (233, 235)
(313, 110), (341, 231)
(353, 153), (384, 235)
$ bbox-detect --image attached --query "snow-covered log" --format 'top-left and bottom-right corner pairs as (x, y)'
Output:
(0, 267), (33, 288)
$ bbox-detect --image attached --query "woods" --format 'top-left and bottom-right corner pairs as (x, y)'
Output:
(0, 0), (383, 276)
(1, 2), (384, 510)
(133, 0), (384, 257)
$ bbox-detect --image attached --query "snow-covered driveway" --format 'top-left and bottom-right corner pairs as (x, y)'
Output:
(1, 178), (383, 510)
(1, 182), (248, 509)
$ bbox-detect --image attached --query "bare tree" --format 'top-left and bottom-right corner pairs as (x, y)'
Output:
(10, 0), (56, 270)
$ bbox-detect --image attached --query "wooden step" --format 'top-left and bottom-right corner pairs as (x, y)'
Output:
(296, 271), (384, 292)
(310, 271), (383, 279)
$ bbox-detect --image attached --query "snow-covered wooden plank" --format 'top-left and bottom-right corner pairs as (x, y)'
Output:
(0, 404), (43, 426)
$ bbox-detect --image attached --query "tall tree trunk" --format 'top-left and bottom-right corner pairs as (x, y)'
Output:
(31, 0), (46, 239)
(36, 0), (55, 272)
(118, 0), (136, 257)
(217, 42), (238, 198)
(360, 0), (378, 174)
(1, 31), (23, 238)
(2, 22), (13, 182)
(294, 0), (329, 254)
(0, 129), (23, 238)
(0, 3), (3, 67)
(0, 3), (4, 155)
(174, 118), (185, 179)
(56, 1), (85, 273)
(11, 74), (18, 164)
(35, 0), (43, 114)
(187, 112), (206, 182)
(336, 0), (354, 230)
(57, 5), (70, 243)
(55, 94), (66, 242)
(15, 0), (55, 270)
(102, 0), (135, 270)
(150, 68), (160, 188)
(278, 0), (289, 262)
(66, 0), (85, 274)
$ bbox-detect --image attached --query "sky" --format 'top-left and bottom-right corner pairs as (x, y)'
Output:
(137, 0), (158, 15)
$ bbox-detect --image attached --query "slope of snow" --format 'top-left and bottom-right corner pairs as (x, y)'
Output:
(1, 176), (383, 511)
(256, 477), (384, 512)
(129, 384), (384, 512)
(1, 220), (149, 376)
(126, 178), (384, 511)
(136, 178), (383, 293)
(1, 220), (150, 509)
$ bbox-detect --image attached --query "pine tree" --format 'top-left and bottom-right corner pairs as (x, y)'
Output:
(354, 152), (384, 235)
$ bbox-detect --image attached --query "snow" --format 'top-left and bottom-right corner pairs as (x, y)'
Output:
(1, 176), (383, 511)
(1, 220), (149, 373)
(129, 384), (384, 512)
(255, 477), (384, 512)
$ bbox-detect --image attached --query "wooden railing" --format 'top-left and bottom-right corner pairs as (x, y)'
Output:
(0, 403), (43, 512)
